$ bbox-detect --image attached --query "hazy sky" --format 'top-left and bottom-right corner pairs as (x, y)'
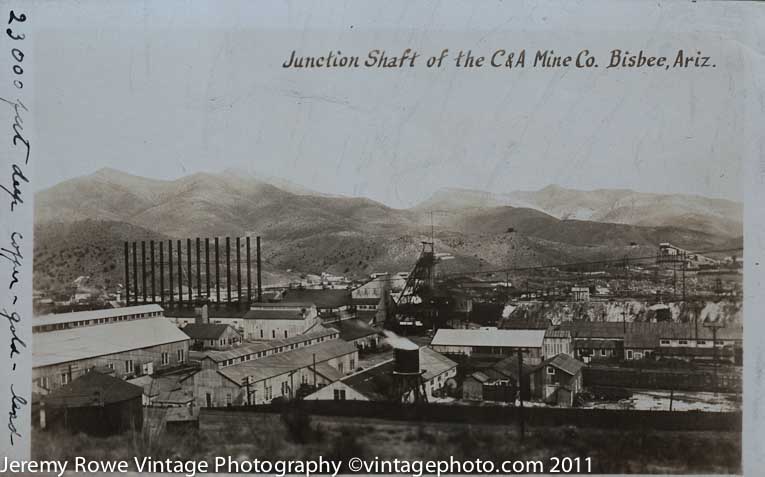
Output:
(31, 0), (761, 207)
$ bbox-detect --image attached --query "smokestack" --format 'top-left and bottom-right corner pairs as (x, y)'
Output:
(196, 238), (201, 303)
(215, 237), (220, 303)
(168, 240), (174, 305)
(150, 241), (155, 302)
(205, 238), (210, 300)
(236, 236), (242, 303)
(132, 242), (138, 304)
(141, 241), (147, 303)
(177, 239), (183, 306)
(159, 241), (165, 304)
(123, 242), (130, 305)
(187, 238), (192, 304)
(226, 237), (232, 304)
(257, 236), (262, 302)
(246, 237), (252, 304)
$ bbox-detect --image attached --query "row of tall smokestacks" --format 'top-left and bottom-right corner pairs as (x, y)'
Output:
(123, 236), (262, 307)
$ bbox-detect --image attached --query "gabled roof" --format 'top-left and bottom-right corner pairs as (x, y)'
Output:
(218, 339), (357, 384)
(34, 304), (163, 327)
(243, 308), (309, 321)
(560, 321), (626, 339)
(283, 289), (352, 309)
(431, 329), (545, 349)
(544, 353), (585, 376)
(182, 323), (238, 340)
(200, 326), (338, 363)
(45, 371), (143, 407)
(419, 347), (457, 381)
(33, 317), (190, 368)
(334, 319), (380, 342)
(574, 339), (620, 349)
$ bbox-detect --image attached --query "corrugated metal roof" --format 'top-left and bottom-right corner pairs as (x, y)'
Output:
(420, 347), (457, 381)
(33, 317), (189, 368)
(219, 339), (357, 384)
(430, 329), (545, 349)
(200, 326), (338, 363)
(283, 289), (351, 309)
(243, 308), (309, 321)
(545, 353), (585, 376)
(34, 304), (163, 327)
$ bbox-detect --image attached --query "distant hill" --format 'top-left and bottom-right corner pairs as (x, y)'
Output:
(417, 184), (743, 239)
(34, 169), (742, 292)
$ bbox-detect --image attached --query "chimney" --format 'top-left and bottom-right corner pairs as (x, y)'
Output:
(246, 236), (252, 304)
(123, 242), (130, 305)
(205, 238), (210, 300)
(141, 241), (147, 303)
(236, 237), (242, 303)
(159, 241), (165, 304)
(176, 239), (183, 306)
(196, 237), (201, 303)
(186, 238), (192, 304)
(215, 237), (220, 303)
(168, 240), (174, 305)
(195, 304), (209, 325)
(132, 242), (138, 304)
(150, 241), (156, 302)
(256, 236), (262, 302)
(226, 237), (232, 304)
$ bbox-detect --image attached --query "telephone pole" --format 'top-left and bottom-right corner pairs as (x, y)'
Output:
(517, 349), (525, 441)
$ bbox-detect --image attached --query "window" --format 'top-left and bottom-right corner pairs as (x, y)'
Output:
(40, 376), (49, 389)
(679, 340), (688, 345)
(338, 362), (344, 374)
(177, 349), (185, 363)
(546, 366), (555, 375)
(334, 389), (346, 401)
(272, 330), (276, 339)
(61, 372), (70, 385)
(161, 352), (169, 366)
(350, 358), (355, 370)
(125, 360), (134, 374)
(106, 363), (115, 370)
(698, 340), (707, 345)
(284, 330), (288, 339)
(626, 350), (634, 360)
(260, 330), (264, 338)
(660, 340), (670, 345)
(600, 349), (607, 356)
(226, 393), (232, 406)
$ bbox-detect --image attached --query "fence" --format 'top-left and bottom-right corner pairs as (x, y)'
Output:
(207, 400), (740, 432)
(583, 366), (742, 392)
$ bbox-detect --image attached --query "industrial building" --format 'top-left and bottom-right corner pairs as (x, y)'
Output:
(535, 353), (585, 407)
(430, 328), (545, 364)
(182, 323), (242, 350)
(32, 304), (164, 333)
(33, 315), (190, 394)
(193, 326), (340, 370)
(181, 339), (358, 407)
(281, 288), (353, 320)
(304, 347), (456, 402)
(41, 371), (144, 435)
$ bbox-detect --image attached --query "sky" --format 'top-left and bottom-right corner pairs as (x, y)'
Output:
(29, 0), (761, 208)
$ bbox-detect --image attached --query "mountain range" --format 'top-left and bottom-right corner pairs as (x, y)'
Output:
(33, 168), (742, 293)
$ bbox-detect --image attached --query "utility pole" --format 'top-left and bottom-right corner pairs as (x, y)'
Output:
(242, 377), (252, 405)
(312, 353), (317, 388)
(704, 322), (724, 396)
(517, 349), (525, 441)
(682, 251), (687, 302)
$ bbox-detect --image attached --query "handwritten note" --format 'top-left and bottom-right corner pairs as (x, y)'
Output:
(1, 8), (31, 456)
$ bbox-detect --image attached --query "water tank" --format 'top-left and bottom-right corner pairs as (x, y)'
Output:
(393, 348), (420, 375)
